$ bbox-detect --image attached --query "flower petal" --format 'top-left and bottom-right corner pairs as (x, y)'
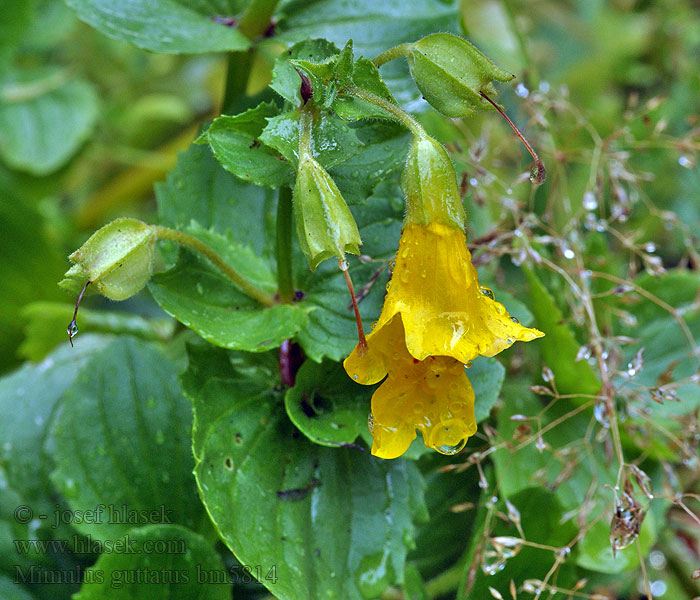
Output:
(381, 222), (542, 363)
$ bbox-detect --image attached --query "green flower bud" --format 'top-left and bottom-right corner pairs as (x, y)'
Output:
(294, 153), (361, 271)
(60, 218), (156, 301)
(402, 133), (465, 229)
(406, 33), (514, 118)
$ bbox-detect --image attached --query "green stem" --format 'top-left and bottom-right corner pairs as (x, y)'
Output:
(372, 43), (412, 67)
(341, 86), (424, 136)
(298, 107), (314, 157)
(276, 187), (294, 303)
(222, 51), (253, 111)
(237, 0), (279, 38)
(153, 226), (276, 307)
(221, 0), (281, 111)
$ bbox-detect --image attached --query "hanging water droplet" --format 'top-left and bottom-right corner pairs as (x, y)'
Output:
(562, 245), (575, 259)
(515, 83), (529, 98)
(352, 374), (359, 381)
(67, 322), (78, 337)
(385, 281), (391, 291)
(480, 286), (495, 300)
(469, 177), (478, 187)
(644, 242), (656, 253)
(582, 191), (598, 211)
(678, 155), (691, 168)
(435, 439), (467, 455)
(367, 411), (374, 434)
(389, 260), (396, 272)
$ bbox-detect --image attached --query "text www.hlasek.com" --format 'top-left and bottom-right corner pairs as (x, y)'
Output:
(14, 534), (185, 555)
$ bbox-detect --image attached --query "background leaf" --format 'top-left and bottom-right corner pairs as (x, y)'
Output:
(49, 338), (203, 540)
(64, 0), (250, 54)
(0, 69), (98, 174)
(73, 524), (230, 600)
(204, 102), (294, 188)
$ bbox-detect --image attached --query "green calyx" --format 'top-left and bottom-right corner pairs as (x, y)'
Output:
(405, 33), (514, 118)
(294, 152), (362, 271)
(402, 133), (465, 229)
(292, 108), (362, 271)
(60, 218), (156, 301)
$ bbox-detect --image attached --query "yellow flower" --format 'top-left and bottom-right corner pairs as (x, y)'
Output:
(348, 315), (477, 458)
(344, 221), (543, 458)
(344, 131), (543, 458)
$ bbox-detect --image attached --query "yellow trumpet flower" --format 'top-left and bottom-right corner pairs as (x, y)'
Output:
(344, 132), (543, 458)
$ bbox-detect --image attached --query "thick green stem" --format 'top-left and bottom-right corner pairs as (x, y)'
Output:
(222, 51), (253, 111)
(276, 187), (295, 303)
(341, 86), (424, 137)
(153, 226), (276, 307)
(221, 0), (281, 111)
(372, 43), (412, 67)
(237, 0), (279, 38)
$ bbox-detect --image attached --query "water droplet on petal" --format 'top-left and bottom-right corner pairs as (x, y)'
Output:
(367, 411), (374, 433)
(480, 286), (495, 300)
(510, 316), (520, 324)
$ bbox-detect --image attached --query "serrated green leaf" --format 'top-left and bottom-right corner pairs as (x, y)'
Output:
(276, 0), (459, 105)
(0, 69), (98, 174)
(0, 335), (111, 502)
(271, 38), (341, 105)
(205, 102), (294, 188)
(73, 525), (230, 600)
(524, 267), (600, 397)
(260, 109), (363, 169)
(334, 58), (399, 121)
(148, 251), (309, 353)
(192, 374), (428, 600)
(49, 338), (203, 540)
(64, 0), (250, 54)
(285, 359), (369, 447)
